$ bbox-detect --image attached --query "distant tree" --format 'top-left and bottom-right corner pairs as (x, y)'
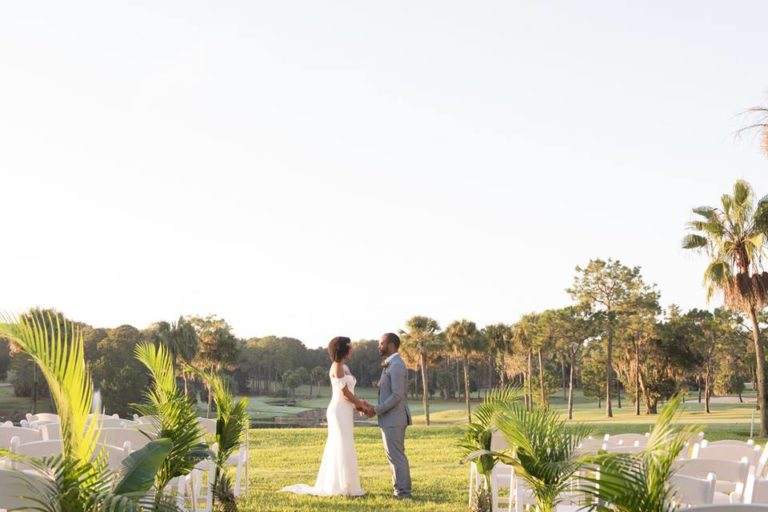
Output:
(551, 306), (594, 419)
(346, 339), (380, 387)
(0, 337), (11, 382)
(400, 316), (441, 426)
(82, 326), (108, 364)
(512, 314), (539, 410)
(581, 342), (607, 408)
(91, 325), (150, 416)
(483, 323), (512, 387)
(190, 315), (240, 415)
(293, 366), (309, 395)
(446, 319), (482, 423)
(434, 368), (455, 400)
(282, 370), (302, 398)
(148, 317), (199, 395)
(682, 180), (768, 436)
(568, 258), (657, 418)
(310, 366), (327, 396)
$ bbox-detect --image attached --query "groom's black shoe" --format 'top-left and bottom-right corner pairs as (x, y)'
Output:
(393, 494), (412, 500)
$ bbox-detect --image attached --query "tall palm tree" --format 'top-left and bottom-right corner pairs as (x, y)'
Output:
(400, 316), (441, 426)
(446, 320), (481, 423)
(482, 323), (511, 387)
(683, 179), (768, 436)
(737, 105), (768, 157)
(513, 314), (539, 411)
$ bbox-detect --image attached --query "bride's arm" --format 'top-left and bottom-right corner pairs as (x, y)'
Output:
(334, 363), (364, 408)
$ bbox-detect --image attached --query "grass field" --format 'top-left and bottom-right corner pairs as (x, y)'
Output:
(0, 383), (762, 510)
(241, 388), (763, 511)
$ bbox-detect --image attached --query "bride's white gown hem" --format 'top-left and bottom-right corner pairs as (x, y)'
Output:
(281, 365), (365, 497)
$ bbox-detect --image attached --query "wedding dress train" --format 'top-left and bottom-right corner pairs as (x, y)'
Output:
(281, 365), (365, 497)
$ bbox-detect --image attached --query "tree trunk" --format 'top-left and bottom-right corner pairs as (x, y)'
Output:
(32, 362), (38, 415)
(697, 376), (702, 404)
(206, 383), (212, 418)
(638, 371), (652, 415)
(420, 351), (430, 426)
(635, 340), (640, 416)
(463, 354), (472, 423)
(616, 376), (622, 409)
(748, 306), (768, 437)
(538, 350), (547, 406)
(561, 359), (567, 401)
(527, 351), (534, 410)
(499, 353), (507, 386)
(455, 358), (461, 399)
(567, 354), (575, 420)
(704, 355), (712, 414)
(606, 315), (614, 418)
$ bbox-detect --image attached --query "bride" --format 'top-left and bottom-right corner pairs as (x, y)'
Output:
(281, 336), (367, 496)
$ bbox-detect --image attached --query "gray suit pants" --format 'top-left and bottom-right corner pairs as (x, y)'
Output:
(381, 426), (412, 497)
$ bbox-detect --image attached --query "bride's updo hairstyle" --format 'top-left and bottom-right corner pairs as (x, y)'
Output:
(328, 336), (352, 362)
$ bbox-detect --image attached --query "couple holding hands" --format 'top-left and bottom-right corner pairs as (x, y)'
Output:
(282, 333), (412, 499)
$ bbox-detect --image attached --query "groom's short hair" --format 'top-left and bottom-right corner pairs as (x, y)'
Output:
(382, 332), (400, 349)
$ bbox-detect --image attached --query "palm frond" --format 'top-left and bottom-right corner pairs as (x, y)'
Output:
(0, 313), (100, 465)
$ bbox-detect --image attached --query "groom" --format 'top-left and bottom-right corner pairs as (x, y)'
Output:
(364, 332), (412, 499)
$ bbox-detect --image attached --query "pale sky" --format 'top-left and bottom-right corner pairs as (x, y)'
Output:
(2, 1), (768, 348)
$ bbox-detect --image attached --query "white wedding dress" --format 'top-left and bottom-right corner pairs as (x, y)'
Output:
(281, 365), (365, 496)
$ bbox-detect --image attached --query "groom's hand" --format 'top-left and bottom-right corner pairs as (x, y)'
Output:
(366, 405), (376, 417)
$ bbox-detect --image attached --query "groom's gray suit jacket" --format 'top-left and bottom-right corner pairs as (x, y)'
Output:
(375, 353), (412, 427)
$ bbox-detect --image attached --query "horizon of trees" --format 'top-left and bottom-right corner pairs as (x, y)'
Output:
(1, 258), (759, 425)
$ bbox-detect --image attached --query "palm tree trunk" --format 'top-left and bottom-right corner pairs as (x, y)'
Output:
(748, 306), (768, 437)
(538, 350), (547, 406)
(527, 351), (533, 411)
(567, 353), (575, 420)
(463, 354), (471, 423)
(488, 353), (494, 395)
(420, 351), (430, 426)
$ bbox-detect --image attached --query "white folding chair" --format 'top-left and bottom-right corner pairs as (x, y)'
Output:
(671, 472), (716, 507)
(576, 437), (607, 455)
(0, 467), (50, 511)
(89, 418), (129, 429)
(744, 473), (768, 504)
(603, 443), (643, 454)
(98, 428), (153, 450)
(604, 433), (649, 448)
(198, 418), (217, 435)
(94, 443), (131, 472)
(695, 444), (762, 467)
(0, 427), (41, 448)
(676, 458), (751, 501)
(10, 440), (63, 470)
(39, 423), (61, 441)
(26, 413), (59, 424)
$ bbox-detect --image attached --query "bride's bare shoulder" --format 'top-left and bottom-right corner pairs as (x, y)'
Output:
(331, 362), (344, 378)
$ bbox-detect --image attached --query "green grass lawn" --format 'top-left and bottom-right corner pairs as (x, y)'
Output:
(239, 389), (763, 511)
(242, 426), (466, 511)
(0, 382), (762, 510)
